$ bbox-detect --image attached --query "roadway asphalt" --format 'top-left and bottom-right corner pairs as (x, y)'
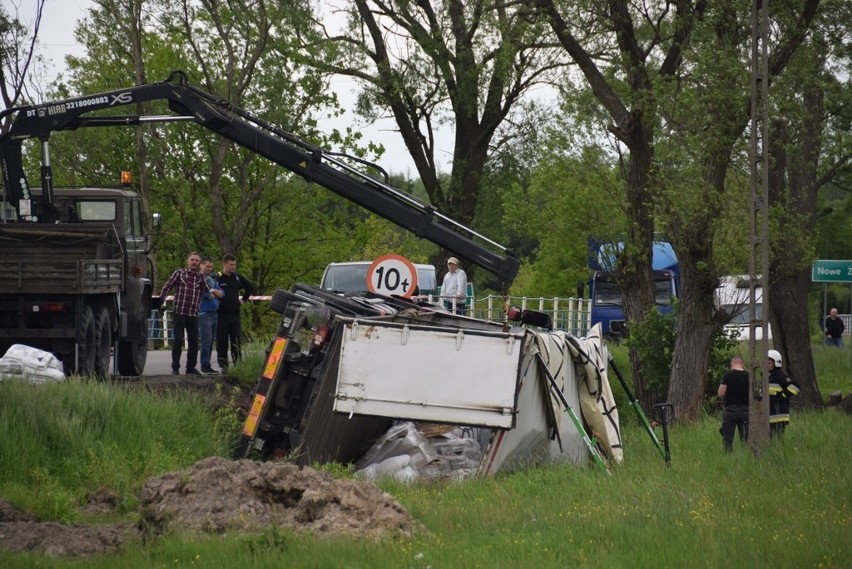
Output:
(110, 349), (187, 377)
(142, 349), (177, 376)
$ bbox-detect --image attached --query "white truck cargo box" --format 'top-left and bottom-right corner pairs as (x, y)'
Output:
(334, 319), (524, 429)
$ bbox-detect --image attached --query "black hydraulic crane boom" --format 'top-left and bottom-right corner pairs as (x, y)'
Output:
(0, 71), (520, 288)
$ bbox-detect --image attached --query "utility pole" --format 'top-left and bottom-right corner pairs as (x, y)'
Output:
(748, 0), (771, 455)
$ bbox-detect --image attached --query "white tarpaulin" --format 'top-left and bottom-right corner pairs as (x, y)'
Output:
(480, 324), (622, 475)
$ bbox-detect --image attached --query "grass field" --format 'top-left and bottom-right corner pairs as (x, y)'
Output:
(1, 342), (849, 568)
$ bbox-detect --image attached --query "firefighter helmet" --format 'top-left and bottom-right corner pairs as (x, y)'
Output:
(767, 349), (782, 367)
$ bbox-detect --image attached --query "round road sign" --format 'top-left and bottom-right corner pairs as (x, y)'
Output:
(366, 254), (419, 298)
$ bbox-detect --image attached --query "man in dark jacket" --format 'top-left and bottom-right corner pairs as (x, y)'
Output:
(824, 308), (845, 348)
(216, 254), (256, 371)
(767, 349), (800, 437)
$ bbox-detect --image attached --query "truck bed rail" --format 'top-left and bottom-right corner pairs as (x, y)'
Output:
(0, 259), (123, 294)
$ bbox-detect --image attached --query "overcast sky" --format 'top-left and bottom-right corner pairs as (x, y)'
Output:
(13, 0), (442, 175)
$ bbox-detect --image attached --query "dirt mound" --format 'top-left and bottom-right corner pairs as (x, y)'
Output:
(140, 456), (421, 540)
(0, 458), (419, 559)
(0, 500), (135, 557)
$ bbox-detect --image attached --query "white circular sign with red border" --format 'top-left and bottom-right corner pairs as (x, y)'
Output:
(366, 254), (419, 298)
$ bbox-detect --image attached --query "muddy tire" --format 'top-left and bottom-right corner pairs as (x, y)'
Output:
(271, 289), (302, 314)
(116, 322), (148, 377)
(93, 306), (112, 379)
(76, 306), (96, 376)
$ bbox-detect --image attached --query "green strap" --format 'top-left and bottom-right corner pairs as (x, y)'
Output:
(608, 355), (666, 460)
(536, 353), (609, 474)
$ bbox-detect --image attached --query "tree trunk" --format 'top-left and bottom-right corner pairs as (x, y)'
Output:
(667, 238), (723, 421)
(768, 269), (822, 407)
(618, 146), (656, 412)
(766, 73), (823, 408)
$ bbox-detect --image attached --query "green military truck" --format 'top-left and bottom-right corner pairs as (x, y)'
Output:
(0, 186), (158, 376)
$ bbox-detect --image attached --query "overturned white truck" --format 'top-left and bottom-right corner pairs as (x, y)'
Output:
(235, 284), (623, 477)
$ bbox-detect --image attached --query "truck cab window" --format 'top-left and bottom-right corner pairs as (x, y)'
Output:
(131, 200), (143, 237)
(77, 201), (117, 222)
(124, 200), (133, 236)
(594, 280), (622, 306)
(653, 278), (673, 306)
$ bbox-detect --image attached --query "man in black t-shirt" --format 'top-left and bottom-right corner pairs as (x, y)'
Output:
(718, 356), (750, 452)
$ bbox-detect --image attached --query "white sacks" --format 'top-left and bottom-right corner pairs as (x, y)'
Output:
(0, 344), (66, 384)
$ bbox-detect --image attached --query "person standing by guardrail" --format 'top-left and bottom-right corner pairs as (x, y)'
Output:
(441, 256), (467, 314)
(216, 254), (256, 372)
(199, 256), (223, 375)
(159, 252), (211, 376)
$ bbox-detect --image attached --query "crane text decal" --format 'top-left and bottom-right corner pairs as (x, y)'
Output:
(27, 92), (133, 118)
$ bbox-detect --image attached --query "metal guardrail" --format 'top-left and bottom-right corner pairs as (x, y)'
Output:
(470, 295), (592, 336)
(148, 294), (593, 347)
(148, 310), (174, 346)
(416, 294), (591, 335)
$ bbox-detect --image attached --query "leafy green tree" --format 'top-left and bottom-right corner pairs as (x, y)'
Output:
(295, 1), (567, 284)
(532, 0), (700, 411)
(508, 123), (625, 298)
(764, 2), (852, 407)
(29, 1), (380, 336)
(0, 0), (45, 118)
(534, 0), (822, 421)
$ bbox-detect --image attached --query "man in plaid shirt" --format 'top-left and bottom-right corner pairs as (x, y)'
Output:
(160, 252), (211, 375)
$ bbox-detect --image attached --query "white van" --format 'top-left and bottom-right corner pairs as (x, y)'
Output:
(320, 261), (437, 295)
(715, 275), (772, 340)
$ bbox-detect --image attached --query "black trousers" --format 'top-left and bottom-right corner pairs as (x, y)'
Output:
(171, 313), (199, 372)
(217, 312), (243, 368)
(720, 404), (749, 452)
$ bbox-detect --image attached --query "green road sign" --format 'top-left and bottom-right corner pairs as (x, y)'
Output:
(812, 260), (852, 283)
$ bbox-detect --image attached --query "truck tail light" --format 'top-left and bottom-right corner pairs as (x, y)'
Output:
(310, 323), (330, 351)
(41, 302), (66, 312)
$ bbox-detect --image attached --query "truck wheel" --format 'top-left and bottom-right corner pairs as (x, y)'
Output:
(271, 288), (304, 314)
(93, 306), (112, 379)
(117, 319), (148, 377)
(76, 306), (97, 376)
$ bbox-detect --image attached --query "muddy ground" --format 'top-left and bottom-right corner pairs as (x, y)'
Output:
(0, 375), (421, 558)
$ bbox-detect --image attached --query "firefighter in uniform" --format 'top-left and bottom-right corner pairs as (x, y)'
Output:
(766, 349), (800, 437)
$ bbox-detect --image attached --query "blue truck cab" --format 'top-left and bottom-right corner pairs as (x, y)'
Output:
(588, 239), (679, 337)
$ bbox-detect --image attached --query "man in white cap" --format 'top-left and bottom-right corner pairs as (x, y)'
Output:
(441, 256), (468, 314)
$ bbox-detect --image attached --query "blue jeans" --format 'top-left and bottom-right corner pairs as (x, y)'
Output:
(826, 337), (843, 348)
(199, 312), (217, 368)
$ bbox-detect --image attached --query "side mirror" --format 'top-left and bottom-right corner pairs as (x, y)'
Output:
(151, 212), (162, 231)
